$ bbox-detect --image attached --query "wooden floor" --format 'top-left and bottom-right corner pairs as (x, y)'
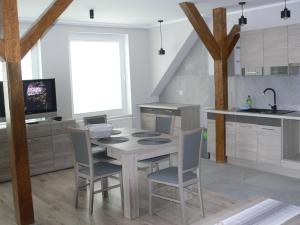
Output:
(0, 169), (240, 225)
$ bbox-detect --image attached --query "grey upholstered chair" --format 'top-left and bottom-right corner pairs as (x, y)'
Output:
(83, 114), (114, 162)
(139, 115), (174, 173)
(148, 128), (204, 225)
(68, 127), (123, 215)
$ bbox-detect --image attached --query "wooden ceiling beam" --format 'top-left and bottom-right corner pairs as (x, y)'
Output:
(227, 24), (240, 59)
(180, 2), (221, 60)
(20, 0), (73, 58)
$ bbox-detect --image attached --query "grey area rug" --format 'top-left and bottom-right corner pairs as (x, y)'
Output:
(215, 199), (300, 225)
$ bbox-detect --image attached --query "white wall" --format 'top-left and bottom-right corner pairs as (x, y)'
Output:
(35, 23), (157, 127)
(148, 19), (194, 97)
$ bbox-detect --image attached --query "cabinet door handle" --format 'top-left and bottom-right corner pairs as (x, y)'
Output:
(240, 125), (251, 128)
(261, 128), (275, 131)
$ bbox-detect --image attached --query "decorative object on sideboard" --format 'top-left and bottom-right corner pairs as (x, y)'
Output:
(52, 116), (62, 121)
(238, 2), (247, 26)
(89, 9), (94, 19)
(158, 20), (165, 55)
(281, 0), (291, 20)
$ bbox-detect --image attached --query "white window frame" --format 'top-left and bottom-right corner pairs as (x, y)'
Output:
(0, 41), (42, 81)
(68, 32), (131, 119)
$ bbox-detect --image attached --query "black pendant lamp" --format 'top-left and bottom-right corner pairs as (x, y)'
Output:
(89, 9), (94, 19)
(158, 20), (165, 55)
(238, 2), (247, 26)
(281, 0), (291, 20)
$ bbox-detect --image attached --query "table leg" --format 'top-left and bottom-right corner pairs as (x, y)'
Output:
(121, 154), (139, 219)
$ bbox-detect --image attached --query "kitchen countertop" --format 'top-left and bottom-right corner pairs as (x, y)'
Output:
(139, 102), (200, 110)
(205, 108), (300, 120)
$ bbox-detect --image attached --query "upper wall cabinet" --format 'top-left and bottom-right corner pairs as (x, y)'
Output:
(288, 24), (300, 64)
(239, 24), (300, 76)
(263, 26), (288, 67)
(241, 30), (264, 69)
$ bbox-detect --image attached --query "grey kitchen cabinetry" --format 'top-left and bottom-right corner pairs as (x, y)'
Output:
(0, 119), (76, 182)
(139, 103), (200, 136)
(239, 25), (300, 75)
(207, 114), (282, 164)
(257, 125), (281, 166)
(263, 26), (288, 67)
(240, 30), (264, 70)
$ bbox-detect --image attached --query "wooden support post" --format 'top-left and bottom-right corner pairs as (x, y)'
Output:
(0, 0), (73, 224)
(213, 8), (228, 163)
(1, 0), (34, 225)
(180, 2), (240, 163)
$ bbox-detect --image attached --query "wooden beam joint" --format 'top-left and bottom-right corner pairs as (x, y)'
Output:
(180, 2), (221, 60)
(20, 0), (73, 58)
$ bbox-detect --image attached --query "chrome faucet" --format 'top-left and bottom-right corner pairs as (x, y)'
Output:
(263, 88), (277, 111)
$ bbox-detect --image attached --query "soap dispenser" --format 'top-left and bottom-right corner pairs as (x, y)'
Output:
(246, 95), (253, 108)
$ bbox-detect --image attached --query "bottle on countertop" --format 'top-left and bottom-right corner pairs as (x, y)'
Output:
(246, 95), (253, 108)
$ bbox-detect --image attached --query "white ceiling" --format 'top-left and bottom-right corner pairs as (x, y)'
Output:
(17, 0), (293, 28)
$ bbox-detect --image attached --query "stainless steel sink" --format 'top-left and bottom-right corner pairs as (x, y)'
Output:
(239, 108), (295, 115)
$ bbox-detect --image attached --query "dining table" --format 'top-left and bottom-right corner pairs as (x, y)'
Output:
(90, 127), (179, 219)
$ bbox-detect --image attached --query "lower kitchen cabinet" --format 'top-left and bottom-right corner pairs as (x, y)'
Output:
(139, 103), (200, 135)
(207, 114), (282, 164)
(257, 125), (282, 166)
(226, 122), (236, 158)
(235, 122), (258, 161)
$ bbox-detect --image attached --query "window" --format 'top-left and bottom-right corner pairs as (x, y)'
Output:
(69, 33), (131, 118)
(0, 42), (42, 81)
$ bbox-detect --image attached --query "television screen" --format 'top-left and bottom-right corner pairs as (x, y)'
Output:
(23, 79), (57, 115)
(0, 82), (5, 118)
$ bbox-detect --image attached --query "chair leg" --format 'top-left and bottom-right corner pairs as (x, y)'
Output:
(149, 163), (154, 174)
(75, 174), (79, 208)
(89, 179), (94, 215)
(179, 186), (187, 225)
(119, 173), (124, 211)
(101, 178), (109, 199)
(155, 163), (159, 172)
(149, 180), (153, 216)
(197, 171), (205, 217)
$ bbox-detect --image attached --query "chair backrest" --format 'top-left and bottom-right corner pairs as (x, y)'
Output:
(178, 128), (203, 173)
(68, 127), (93, 166)
(83, 115), (107, 126)
(155, 115), (173, 134)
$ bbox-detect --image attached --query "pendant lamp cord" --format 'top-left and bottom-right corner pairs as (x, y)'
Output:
(160, 22), (163, 49)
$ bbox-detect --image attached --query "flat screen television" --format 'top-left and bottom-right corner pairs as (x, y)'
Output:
(0, 79), (57, 121)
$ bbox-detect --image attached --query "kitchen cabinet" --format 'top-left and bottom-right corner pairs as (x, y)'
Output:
(207, 114), (282, 164)
(226, 122), (236, 158)
(288, 24), (300, 64)
(139, 103), (200, 135)
(240, 30), (264, 74)
(257, 125), (281, 166)
(263, 26), (288, 68)
(239, 25), (299, 75)
(235, 122), (257, 161)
